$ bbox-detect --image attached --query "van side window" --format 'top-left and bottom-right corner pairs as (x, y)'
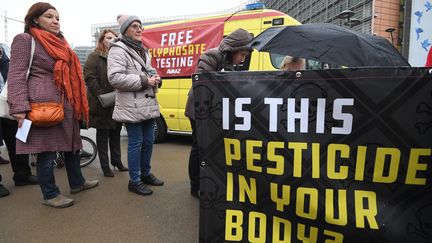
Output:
(270, 53), (286, 69)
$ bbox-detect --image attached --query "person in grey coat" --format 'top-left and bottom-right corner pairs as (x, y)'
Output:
(84, 29), (128, 177)
(108, 14), (164, 196)
(184, 28), (253, 198)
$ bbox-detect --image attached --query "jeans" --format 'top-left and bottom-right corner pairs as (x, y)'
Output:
(36, 151), (85, 200)
(125, 119), (154, 183)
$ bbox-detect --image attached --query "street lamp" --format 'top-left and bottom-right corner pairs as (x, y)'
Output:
(348, 18), (361, 28)
(337, 10), (355, 27)
(385, 27), (395, 45)
(337, 10), (355, 20)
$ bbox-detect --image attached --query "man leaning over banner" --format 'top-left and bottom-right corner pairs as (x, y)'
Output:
(184, 28), (253, 198)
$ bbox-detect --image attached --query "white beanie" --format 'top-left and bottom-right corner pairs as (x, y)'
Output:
(117, 14), (141, 35)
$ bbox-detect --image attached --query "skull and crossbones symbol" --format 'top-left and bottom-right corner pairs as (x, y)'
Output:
(193, 85), (221, 123)
(407, 204), (432, 242)
(280, 82), (339, 131)
(200, 176), (226, 219)
(415, 90), (432, 134)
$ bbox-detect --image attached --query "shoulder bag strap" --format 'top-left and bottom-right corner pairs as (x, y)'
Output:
(1, 37), (35, 95)
(26, 37), (35, 80)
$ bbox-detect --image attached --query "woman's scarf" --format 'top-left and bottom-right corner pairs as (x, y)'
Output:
(30, 27), (89, 123)
(121, 35), (146, 60)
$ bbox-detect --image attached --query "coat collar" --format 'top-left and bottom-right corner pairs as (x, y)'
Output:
(94, 49), (108, 59)
(111, 41), (149, 73)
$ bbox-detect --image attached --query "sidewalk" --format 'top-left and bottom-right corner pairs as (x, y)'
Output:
(0, 130), (199, 243)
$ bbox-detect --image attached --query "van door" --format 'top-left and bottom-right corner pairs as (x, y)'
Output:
(143, 22), (224, 133)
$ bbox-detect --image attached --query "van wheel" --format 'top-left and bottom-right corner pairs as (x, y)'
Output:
(154, 117), (167, 143)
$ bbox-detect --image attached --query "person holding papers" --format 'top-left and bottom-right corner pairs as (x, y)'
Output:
(0, 43), (37, 192)
(7, 2), (98, 208)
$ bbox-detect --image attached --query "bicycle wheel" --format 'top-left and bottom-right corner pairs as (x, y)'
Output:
(53, 152), (65, 168)
(80, 135), (97, 167)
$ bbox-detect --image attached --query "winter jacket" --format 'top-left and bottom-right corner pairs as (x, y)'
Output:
(0, 47), (9, 81)
(84, 49), (120, 129)
(107, 40), (160, 123)
(7, 33), (81, 154)
(185, 28), (253, 120)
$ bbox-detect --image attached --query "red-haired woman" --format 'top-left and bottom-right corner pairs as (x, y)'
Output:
(7, 2), (98, 208)
(84, 29), (128, 177)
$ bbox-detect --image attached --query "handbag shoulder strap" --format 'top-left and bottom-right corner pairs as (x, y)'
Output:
(26, 37), (35, 80)
(0, 37), (35, 96)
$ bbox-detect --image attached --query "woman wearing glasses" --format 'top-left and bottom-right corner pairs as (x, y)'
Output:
(107, 15), (164, 196)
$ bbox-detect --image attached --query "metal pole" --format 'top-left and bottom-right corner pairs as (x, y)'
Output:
(390, 32), (394, 44)
(4, 11), (7, 45)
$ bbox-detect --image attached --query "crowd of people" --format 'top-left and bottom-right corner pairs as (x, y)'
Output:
(0, 1), (258, 207)
(0, 2), (166, 207)
(2, 1), (426, 208)
(0, 2), (170, 208)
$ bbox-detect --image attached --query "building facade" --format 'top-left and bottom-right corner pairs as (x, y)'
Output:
(73, 46), (93, 67)
(262, 0), (404, 52)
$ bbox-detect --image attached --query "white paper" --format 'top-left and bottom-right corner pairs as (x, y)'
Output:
(16, 119), (32, 143)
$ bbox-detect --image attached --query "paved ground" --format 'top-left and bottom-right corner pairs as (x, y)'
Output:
(0, 128), (199, 243)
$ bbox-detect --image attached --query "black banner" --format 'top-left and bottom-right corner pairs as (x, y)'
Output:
(194, 68), (432, 243)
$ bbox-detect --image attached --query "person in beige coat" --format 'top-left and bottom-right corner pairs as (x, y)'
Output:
(107, 14), (163, 196)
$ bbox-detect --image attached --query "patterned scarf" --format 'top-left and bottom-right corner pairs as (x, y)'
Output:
(30, 27), (89, 123)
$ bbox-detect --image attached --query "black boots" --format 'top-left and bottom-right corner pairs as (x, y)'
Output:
(102, 169), (114, 177)
(128, 174), (163, 196)
(0, 156), (10, 164)
(112, 163), (128, 172)
(141, 173), (164, 186)
(101, 162), (127, 177)
(128, 181), (153, 196)
(0, 184), (9, 197)
(14, 175), (38, 186)
(191, 190), (199, 199)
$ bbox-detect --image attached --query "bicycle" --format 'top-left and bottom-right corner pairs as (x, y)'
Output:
(78, 135), (97, 167)
(31, 135), (97, 168)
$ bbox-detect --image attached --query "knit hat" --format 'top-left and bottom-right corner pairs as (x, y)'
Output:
(117, 14), (141, 35)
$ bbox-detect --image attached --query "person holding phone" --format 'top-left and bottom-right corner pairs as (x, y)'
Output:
(108, 14), (164, 196)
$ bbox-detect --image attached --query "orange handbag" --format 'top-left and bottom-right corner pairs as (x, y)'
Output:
(27, 96), (64, 127)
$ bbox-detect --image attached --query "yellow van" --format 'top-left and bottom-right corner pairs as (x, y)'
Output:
(141, 6), (300, 142)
